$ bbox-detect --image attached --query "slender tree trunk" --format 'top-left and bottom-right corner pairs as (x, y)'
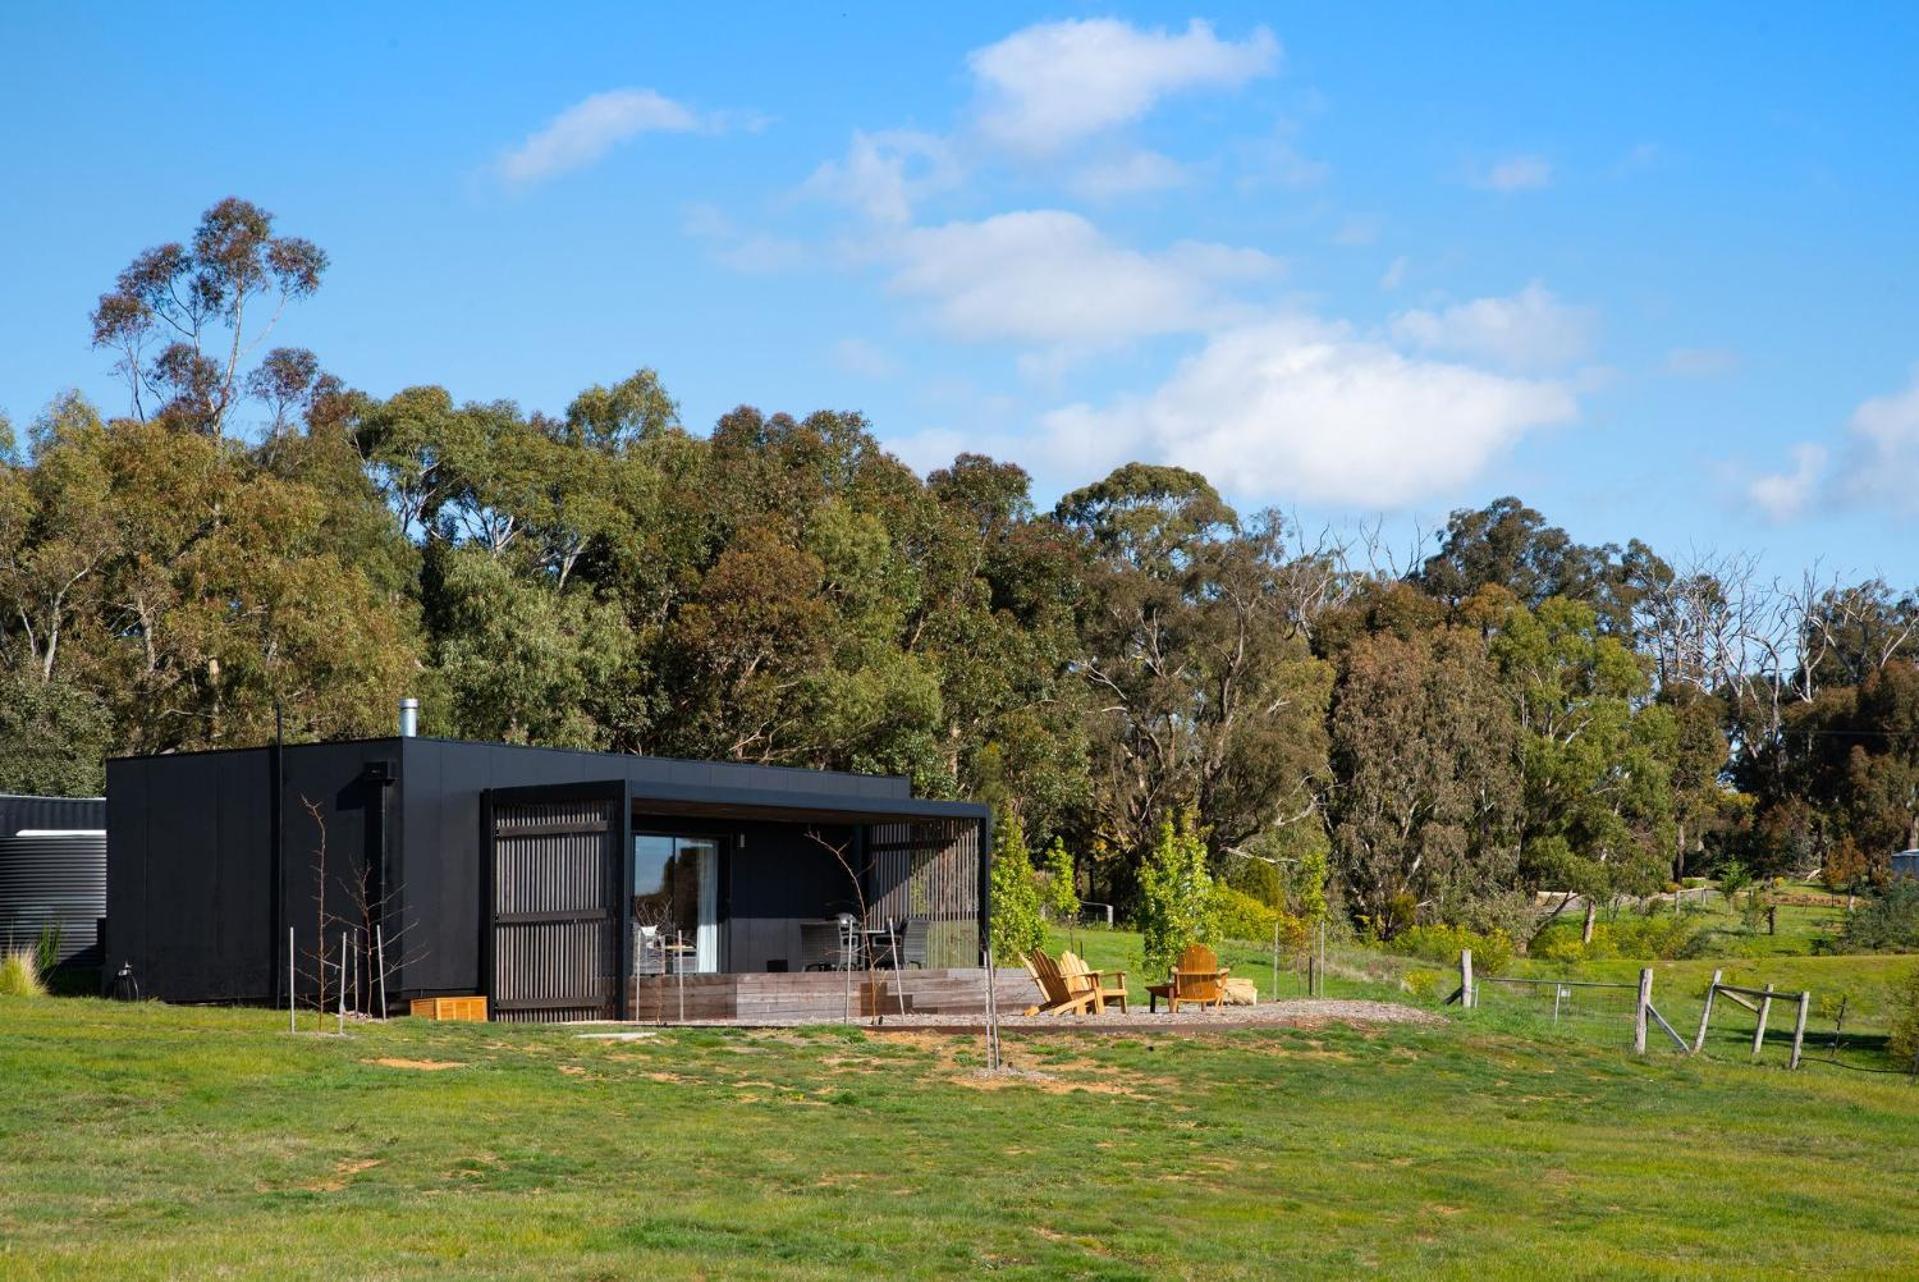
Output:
(1581, 900), (1596, 945)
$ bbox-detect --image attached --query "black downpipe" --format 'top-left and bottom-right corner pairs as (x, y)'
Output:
(364, 760), (394, 1009)
(615, 783), (632, 1020)
(269, 704), (284, 1008)
(479, 789), (495, 1017)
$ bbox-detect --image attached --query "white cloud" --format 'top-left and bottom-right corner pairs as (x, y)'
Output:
(886, 210), (1281, 346)
(1067, 149), (1189, 199)
(801, 129), (961, 225)
(1390, 282), (1596, 370)
(1831, 370), (1919, 511)
(1665, 346), (1741, 378)
(1748, 444), (1828, 523)
(1235, 124), (1330, 191)
(1747, 369), (1919, 520)
(1379, 256), (1411, 291)
(832, 338), (895, 379)
(1333, 214), (1383, 246)
(969, 18), (1279, 154)
(497, 88), (704, 186)
(1038, 317), (1577, 506)
(1472, 154), (1554, 192)
(681, 204), (807, 273)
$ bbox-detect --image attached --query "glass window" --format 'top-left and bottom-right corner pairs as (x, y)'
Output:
(633, 834), (720, 974)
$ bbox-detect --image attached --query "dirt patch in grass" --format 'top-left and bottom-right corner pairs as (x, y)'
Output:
(951, 1066), (1150, 1098)
(305, 1157), (382, 1192)
(366, 1057), (464, 1071)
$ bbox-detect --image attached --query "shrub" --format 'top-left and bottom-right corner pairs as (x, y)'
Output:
(1213, 885), (1277, 941)
(1530, 914), (1697, 963)
(34, 922), (63, 977)
(988, 818), (1045, 964)
(0, 949), (46, 998)
(1843, 881), (1919, 953)
(1038, 837), (1080, 923)
(1613, 914), (1698, 959)
(1532, 926), (1598, 964)
(1890, 968), (1919, 1066)
(1294, 845), (1330, 922)
(1718, 858), (1753, 902)
(1389, 923), (1513, 976)
(1402, 969), (1442, 1000)
(1137, 811), (1218, 977)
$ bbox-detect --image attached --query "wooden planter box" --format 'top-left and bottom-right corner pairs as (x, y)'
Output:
(410, 996), (488, 1022)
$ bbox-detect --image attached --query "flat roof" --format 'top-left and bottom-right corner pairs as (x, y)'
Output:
(106, 734), (904, 785)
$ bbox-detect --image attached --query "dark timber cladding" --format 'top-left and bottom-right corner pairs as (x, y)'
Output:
(485, 786), (625, 1023)
(105, 735), (990, 1016)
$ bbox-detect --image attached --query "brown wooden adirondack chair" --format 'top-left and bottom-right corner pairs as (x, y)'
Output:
(1020, 948), (1099, 1016)
(1058, 950), (1128, 1013)
(1147, 944), (1230, 1013)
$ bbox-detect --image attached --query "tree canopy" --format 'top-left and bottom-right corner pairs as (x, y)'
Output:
(4, 197), (1915, 941)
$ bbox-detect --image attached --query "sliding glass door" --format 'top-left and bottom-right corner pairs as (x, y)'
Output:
(632, 834), (720, 974)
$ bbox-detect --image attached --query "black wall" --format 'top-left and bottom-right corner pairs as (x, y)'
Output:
(107, 741), (398, 1003)
(719, 821), (856, 973)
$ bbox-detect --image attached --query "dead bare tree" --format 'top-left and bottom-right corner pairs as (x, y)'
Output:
(805, 829), (890, 1026)
(298, 796), (335, 1030)
(339, 845), (429, 1020)
(297, 795), (427, 1025)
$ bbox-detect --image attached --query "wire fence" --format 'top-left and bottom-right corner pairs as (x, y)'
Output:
(1474, 973), (1653, 1042)
(1466, 960), (1911, 1077)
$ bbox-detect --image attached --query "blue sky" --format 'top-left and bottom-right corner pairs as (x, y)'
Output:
(4, 4), (1918, 579)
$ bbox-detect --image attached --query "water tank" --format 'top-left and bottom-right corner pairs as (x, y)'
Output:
(0, 795), (107, 968)
(1892, 850), (1919, 881)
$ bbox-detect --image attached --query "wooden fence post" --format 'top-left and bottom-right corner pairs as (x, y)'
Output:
(1751, 983), (1773, 1058)
(1789, 992), (1809, 1070)
(1271, 917), (1280, 1002)
(1693, 969), (1722, 1053)
(1634, 968), (1653, 1054)
(1460, 949), (1474, 1010)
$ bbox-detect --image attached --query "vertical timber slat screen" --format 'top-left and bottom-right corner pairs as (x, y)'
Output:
(866, 819), (980, 968)
(491, 799), (618, 1022)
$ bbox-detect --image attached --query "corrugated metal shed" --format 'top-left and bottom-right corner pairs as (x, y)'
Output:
(0, 794), (105, 836)
(0, 794), (107, 967)
(1891, 850), (1919, 880)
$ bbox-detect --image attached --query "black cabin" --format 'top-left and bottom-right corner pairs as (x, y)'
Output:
(105, 736), (990, 1021)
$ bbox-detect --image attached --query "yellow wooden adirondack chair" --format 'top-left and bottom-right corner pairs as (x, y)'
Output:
(1058, 949), (1128, 1013)
(1147, 944), (1230, 1013)
(1020, 948), (1099, 1016)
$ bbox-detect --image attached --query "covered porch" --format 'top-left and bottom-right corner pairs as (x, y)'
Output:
(482, 778), (990, 1022)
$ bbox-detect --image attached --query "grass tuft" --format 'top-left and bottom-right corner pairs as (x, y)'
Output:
(0, 948), (47, 997)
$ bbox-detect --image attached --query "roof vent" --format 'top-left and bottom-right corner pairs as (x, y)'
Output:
(398, 698), (419, 738)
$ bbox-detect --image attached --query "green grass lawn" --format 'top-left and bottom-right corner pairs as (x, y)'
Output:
(7, 995), (1919, 1279)
(1634, 881), (1852, 959)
